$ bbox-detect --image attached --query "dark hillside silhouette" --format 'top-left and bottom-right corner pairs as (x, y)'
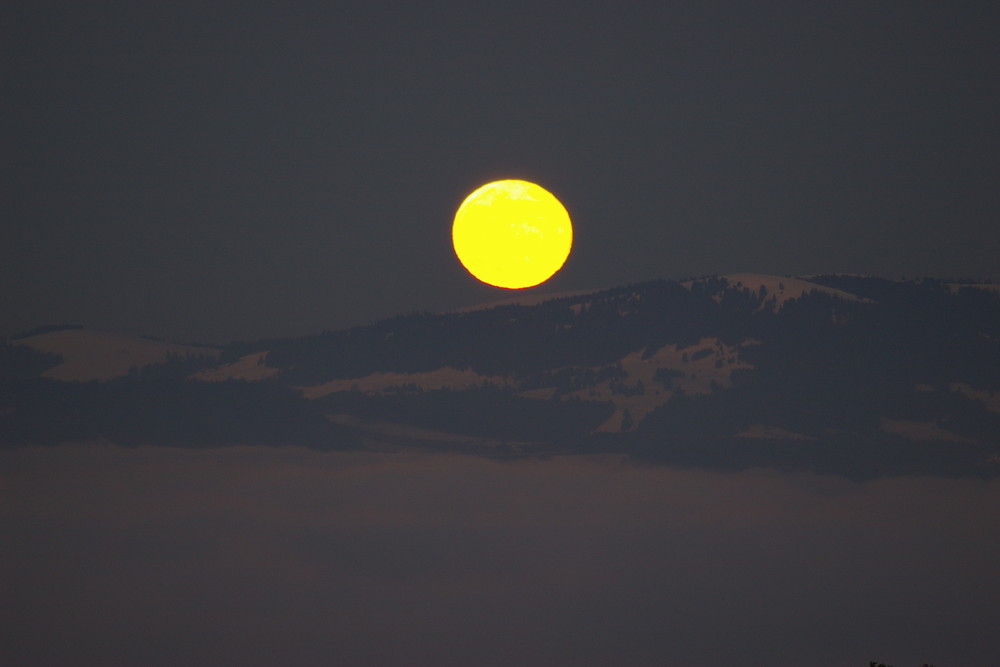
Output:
(4, 275), (1000, 478)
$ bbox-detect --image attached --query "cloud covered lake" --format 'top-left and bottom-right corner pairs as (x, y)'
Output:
(3, 445), (999, 666)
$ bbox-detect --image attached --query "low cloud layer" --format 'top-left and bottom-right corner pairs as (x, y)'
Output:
(3, 445), (999, 666)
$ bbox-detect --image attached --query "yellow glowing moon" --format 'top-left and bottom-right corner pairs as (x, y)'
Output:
(452, 179), (573, 289)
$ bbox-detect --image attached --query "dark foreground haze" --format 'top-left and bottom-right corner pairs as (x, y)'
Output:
(3, 444), (998, 666)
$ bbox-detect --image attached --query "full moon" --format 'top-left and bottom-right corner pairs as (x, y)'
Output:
(452, 179), (573, 289)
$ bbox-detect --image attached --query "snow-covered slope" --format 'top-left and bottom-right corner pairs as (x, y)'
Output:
(301, 367), (503, 399)
(297, 337), (756, 433)
(683, 273), (873, 310)
(14, 329), (219, 381)
(190, 352), (279, 383)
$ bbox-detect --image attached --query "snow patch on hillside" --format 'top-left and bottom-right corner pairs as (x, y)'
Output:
(683, 273), (873, 311)
(326, 413), (545, 450)
(880, 417), (974, 442)
(14, 329), (220, 381)
(300, 367), (504, 399)
(296, 336), (757, 434)
(585, 337), (756, 433)
(948, 383), (1000, 413)
(191, 353), (279, 382)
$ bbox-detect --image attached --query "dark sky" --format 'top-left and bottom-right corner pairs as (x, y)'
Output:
(5, 1), (999, 342)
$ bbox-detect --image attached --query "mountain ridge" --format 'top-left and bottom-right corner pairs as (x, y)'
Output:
(3, 274), (999, 479)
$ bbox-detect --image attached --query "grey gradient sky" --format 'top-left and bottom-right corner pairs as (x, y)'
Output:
(5, 1), (1000, 342)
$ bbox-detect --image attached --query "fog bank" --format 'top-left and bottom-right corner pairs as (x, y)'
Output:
(2, 445), (998, 666)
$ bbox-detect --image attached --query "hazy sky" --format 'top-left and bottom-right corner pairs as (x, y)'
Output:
(4, 446), (999, 666)
(5, 1), (1000, 342)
